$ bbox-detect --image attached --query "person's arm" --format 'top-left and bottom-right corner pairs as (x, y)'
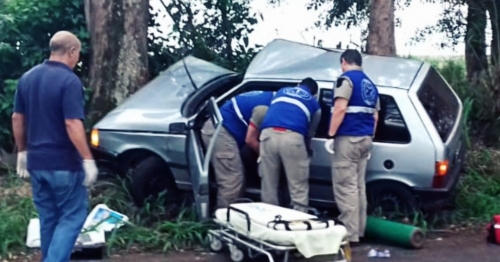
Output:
(245, 106), (268, 154)
(328, 77), (353, 137)
(12, 113), (26, 152)
(373, 97), (380, 137)
(63, 78), (93, 160)
(305, 108), (322, 156)
(12, 84), (26, 152)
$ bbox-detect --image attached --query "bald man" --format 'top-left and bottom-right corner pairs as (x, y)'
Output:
(12, 31), (98, 262)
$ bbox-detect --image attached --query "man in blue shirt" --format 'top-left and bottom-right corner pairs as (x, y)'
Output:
(259, 78), (321, 213)
(327, 49), (380, 245)
(201, 91), (274, 209)
(12, 31), (98, 262)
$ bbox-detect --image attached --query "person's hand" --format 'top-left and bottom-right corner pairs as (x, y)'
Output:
(16, 151), (29, 179)
(324, 139), (335, 154)
(83, 159), (98, 187)
(257, 156), (262, 164)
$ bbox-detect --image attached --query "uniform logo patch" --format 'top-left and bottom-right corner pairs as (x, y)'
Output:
(283, 87), (311, 100)
(361, 79), (376, 106)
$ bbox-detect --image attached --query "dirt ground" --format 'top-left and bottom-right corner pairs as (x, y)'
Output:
(11, 225), (500, 262)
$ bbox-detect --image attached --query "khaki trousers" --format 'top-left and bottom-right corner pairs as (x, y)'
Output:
(201, 120), (244, 209)
(331, 135), (373, 242)
(259, 128), (310, 213)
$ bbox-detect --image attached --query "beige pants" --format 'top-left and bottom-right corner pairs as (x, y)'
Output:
(331, 136), (372, 242)
(259, 128), (310, 213)
(201, 120), (244, 209)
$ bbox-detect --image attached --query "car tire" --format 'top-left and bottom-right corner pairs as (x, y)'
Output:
(129, 155), (179, 207)
(366, 181), (418, 219)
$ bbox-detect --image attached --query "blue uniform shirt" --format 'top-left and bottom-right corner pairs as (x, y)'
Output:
(335, 70), (379, 136)
(260, 85), (320, 137)
(220, 91), (275, 148)
(13, 60), (85, 171)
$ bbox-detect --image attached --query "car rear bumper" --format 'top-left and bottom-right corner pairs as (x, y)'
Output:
(91, 147), (121, 175)
(413, 141), (466, 212)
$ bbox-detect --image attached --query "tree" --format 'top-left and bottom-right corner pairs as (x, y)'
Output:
(159, 0), (261, 72)
(464, 0), (488, 84)
(83, 0), (150, 125)
(366, 0), (396, 55)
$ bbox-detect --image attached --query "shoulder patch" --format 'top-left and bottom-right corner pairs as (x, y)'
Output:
(336, 76), (352, 88)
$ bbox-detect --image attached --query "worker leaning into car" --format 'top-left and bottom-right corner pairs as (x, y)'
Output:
(258, 77), (321, 213)
(201, 90), (275, 210)
(327, 49), (380, 245)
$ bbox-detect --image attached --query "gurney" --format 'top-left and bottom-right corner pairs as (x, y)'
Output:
(207, 202), (351, 262)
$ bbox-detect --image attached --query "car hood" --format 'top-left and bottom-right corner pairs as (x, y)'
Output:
(94, 56), (235, 133)
(244, 39), (422, 88)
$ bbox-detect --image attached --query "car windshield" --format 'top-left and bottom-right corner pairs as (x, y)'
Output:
(117, 56), (233, 111)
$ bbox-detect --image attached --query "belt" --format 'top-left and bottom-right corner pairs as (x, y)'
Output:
(272, 127), (290, 132)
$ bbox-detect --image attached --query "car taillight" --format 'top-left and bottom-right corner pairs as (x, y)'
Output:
(432, 160), (449, 188)
(91, 129), (99, 147)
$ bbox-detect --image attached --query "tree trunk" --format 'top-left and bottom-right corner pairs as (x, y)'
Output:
(465, 0), (488, 84)
(366, 0), (396, 56)
(485, 0), (500, 67)
(83, 0), (149, 125)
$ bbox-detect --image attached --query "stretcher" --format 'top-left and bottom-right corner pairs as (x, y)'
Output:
(207, 201), (351, 262)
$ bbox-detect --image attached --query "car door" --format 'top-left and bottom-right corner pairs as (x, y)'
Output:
(186, 97), (223, 220)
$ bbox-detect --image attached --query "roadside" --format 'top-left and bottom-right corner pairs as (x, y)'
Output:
(9, 225), (500, 262)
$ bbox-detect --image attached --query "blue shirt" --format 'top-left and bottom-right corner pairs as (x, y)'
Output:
(260, 85), (320, 137)
(335, 70), (379, 136)
(220, 91), (275, 148)
(13, 60), (85, 171)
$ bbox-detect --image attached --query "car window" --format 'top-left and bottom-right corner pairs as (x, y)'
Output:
(374, 95), (411, 144)
(315, 89), (411, 144)
(417, 67), (460, 142)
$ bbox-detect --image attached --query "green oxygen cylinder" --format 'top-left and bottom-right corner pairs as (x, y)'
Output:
(364, 216), (426, 249)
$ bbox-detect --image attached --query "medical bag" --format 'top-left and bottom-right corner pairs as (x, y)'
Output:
(486, 215), (500, 244)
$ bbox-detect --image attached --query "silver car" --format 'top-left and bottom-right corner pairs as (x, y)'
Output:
(90, 39), (466, 219)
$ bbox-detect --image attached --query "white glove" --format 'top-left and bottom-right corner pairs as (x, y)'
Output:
(16, 151), (29, 179)
(324, 139), (335, 154)
(257, 156), (261, 164)
(83, 159), (98, 187)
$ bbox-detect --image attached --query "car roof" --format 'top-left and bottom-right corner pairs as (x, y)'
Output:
(244, 39), (425, 89)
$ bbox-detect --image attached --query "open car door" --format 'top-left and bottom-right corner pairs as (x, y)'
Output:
(186, 97), (222, 220)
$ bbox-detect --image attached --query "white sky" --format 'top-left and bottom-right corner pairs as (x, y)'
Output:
(151, 0), (492, 57)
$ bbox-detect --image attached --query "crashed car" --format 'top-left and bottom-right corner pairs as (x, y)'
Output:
(90, 39), (466, 219)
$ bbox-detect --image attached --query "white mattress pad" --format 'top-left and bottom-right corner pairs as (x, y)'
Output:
(214, 202), (347, 258)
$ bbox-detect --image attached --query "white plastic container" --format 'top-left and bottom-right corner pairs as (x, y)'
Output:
(82, 203), (129, 233)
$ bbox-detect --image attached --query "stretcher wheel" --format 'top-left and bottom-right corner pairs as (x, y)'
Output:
(229, 244), (245, 262)
(208, 235), (223, 252)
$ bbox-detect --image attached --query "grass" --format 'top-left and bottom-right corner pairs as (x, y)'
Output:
(0, 171), (209, 260)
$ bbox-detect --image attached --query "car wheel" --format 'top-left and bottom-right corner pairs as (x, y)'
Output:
(366, 181), (418, 220)
(129, 155), (179, 206)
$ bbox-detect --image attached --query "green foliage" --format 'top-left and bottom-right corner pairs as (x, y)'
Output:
(0, 172), (37, 259)
(0, 80), (18, 150)
(88, 177), (209, 254)
(158, 0), (263, 72)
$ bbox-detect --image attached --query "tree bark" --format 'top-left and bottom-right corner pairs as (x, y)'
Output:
(366, 0), (396, 56)
(83, 0), (149, 125)
(465, 0), (488, 84)
(485, 0), (499, 67)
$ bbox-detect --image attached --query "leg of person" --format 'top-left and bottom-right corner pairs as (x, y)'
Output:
(259, 128), (282, 206)
(44, 170), (89, 262)
(280, 132), (310, 213)
(202, 120), (244, 209)
(357, 136), (372, 239)
(29, 170), (59, 261)
(331, 136), (361, 242)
